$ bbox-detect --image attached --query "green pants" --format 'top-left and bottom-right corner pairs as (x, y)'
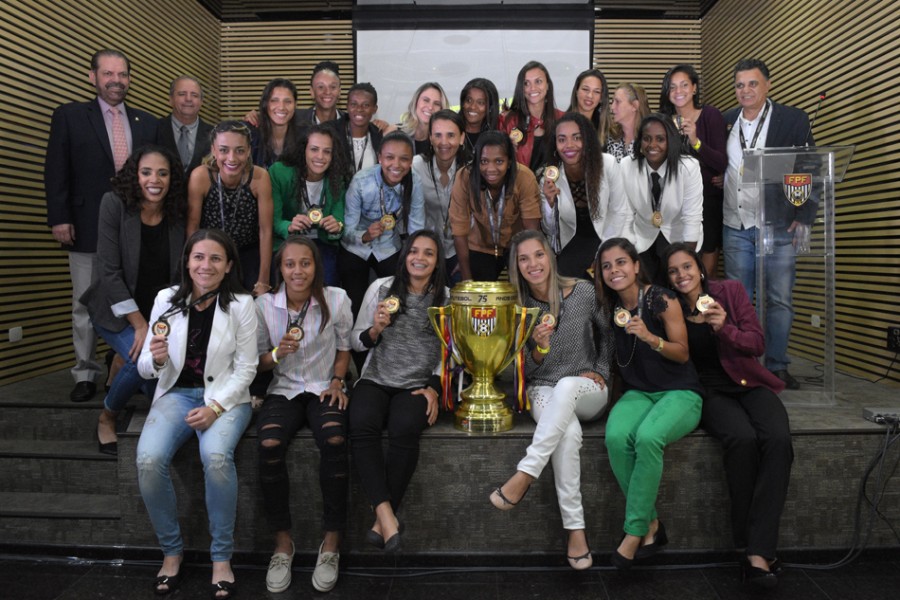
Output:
(605, 389), (702, 536)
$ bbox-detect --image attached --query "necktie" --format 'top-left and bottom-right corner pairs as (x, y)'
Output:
(110, 107), (128, 172)
(177, 125), (191, 170)
(650, 172), (661, 206)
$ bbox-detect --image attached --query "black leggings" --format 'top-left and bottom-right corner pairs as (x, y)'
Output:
(257, 392), (349, 533)
(337, 246), (399, 319)
(349, 379), (429, 511)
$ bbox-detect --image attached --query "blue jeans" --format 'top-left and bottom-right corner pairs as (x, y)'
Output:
(136, 388), (252, 561)
(93, 323), (156, 412)
(722, 225), (795, 371)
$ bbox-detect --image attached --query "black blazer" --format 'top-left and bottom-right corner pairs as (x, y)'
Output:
(155, 114), (214, 175)
(295, 106), (347, 126)
(44, 98), (157, 253)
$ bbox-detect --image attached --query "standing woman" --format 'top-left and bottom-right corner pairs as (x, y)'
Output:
(593, 237), (703, 570)
(449, 131), (541, 281)
(663, 243), (792, 588)
(398, 82), (450, 156)
(489, 230), (612, 570)
(137, 229), (258, 599)
(620, 114), (703, 282)
(269, 124), (348, 286)
(82, 145), (186, 455)
(568, 68), (613, 147)
(249, 78), (304, 168)
(500, 61), (564, 172)
(659, 65), (728, 277)
(459, 77), (501, 155)
(540, 112), (630, 278)
(607, 83), (650, 161)
(188, 120), (274, 295)
(349, 230), (449, 553)
(412, 109), (469, 283)
(255, 237), (353, 594)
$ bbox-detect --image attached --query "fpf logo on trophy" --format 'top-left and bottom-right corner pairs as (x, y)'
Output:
(471, 307), (497, 337)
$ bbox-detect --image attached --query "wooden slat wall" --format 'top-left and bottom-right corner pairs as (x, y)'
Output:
(218, 21), (354, 120)
(702, 0), (900, 386)
(0, 0), (220, 385)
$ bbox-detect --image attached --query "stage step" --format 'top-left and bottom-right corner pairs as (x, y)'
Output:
(0, 492), (120, 519)
(0, 440), (117, 495)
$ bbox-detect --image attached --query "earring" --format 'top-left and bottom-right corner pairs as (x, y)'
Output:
(701, 274), (705, 280)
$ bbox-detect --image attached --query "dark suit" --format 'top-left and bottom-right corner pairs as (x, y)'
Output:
(295, 106), (347, 126)
(155, 115), (213, 175)
(342, 120), (384, 176)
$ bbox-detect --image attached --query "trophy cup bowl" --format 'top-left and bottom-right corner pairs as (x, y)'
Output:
(428, 281), (538, 433)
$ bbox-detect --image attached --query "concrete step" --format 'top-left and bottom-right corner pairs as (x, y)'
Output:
(0, 492), (120, 519)
(0, 440), (117, 495)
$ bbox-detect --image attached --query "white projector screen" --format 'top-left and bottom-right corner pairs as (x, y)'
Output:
(356, 28), (592, 124)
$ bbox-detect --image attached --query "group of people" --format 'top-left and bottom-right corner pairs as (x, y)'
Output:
(44, 47), (811, 596)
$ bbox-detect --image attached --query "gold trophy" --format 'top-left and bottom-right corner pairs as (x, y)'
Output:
(428, 281), (538, 433)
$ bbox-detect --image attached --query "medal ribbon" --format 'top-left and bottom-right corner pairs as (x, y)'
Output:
(439, 312), (454, 411)
(738, 100), (770, 150)
(428, 157), (454, 239)
(514, 308), (529, 412)
(347, 122), (369, 173)
(156, 289), (220, 325)
(484, 186), (506, 255)
(286, 297), (312, 334)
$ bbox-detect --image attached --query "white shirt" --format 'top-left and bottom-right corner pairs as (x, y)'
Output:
(724, 100), (772, 230)
(412, 155), (457, 258)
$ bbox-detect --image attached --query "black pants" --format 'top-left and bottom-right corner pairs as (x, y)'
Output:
(349, 379), (429, 511)
(700, 385), (793, 558)
(638, 232), (670, 284)
(557, 235), (599, 279)
(338, 246), (399, 319)
(257, 392), (349, 533)
(469, 249), (509, 282)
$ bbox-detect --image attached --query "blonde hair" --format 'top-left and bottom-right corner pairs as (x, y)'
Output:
(400, 82), (450, 137)
(609, 83), (650, 140)
(507, 230), (577, 319)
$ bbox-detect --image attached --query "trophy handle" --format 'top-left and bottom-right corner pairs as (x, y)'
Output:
(427, 306), (450, 352)
(499, 306), (540, 372)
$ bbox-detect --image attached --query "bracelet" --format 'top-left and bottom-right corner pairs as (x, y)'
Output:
(271, 347), (280, 364)
(692, 139), (702, 151)
(536, 344), (551, 355)
(208, 403), (224, 418)
(153, 358), (169, 369)
(654, 337), (665, 352)
(254, 281), (271, 291)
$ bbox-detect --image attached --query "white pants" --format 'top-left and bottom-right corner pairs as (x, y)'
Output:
(69, 252), (101, 383)
(517, 376), (608, 530)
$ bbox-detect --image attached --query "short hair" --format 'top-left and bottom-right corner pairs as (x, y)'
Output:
(90, 49), (130, 73)
(733, 58), (770, 80)
(168, 75), (204, 101)
(422, 108), (469, 167)
(658, 64), (701, 113)
(171, 228), (247, 310)
(311, 60), (340, 83)
(348, 82), (378, 106)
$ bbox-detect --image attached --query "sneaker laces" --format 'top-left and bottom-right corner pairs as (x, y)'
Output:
(268, 553), (292, 570)
(317, 551), (339, 568)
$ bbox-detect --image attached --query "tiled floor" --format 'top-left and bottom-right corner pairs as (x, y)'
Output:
(1, 553), (899, 599)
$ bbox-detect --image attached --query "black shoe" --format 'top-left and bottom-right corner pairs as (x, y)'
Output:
(741, 557), (777, 588)
(153, 570), (183, 596)
(634, 520), (668, 560)
(365, 528), (385, 549)
(773, 369), (800, 390)
(610, 549), (633, 571)
(70, 381), (97, 403)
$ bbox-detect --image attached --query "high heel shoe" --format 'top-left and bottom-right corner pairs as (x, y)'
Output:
(741, 557), (777, 588)
(634, 520), (668, 560)
(153, 568), (183, 596)
(610, 549), (633, 571)
(489, 483), (529, 511)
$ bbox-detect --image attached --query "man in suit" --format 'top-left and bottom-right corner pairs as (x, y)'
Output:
(44, 48), (157, 402)
(155, 76), (213, 175)
(296, 61), (347, 126)
(722, 58), (815, 390)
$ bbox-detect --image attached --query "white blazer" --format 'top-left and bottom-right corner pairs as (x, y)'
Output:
(620, 155), (704, 254)
(540, 153), (634, 252)
(138, 286), (259, 412)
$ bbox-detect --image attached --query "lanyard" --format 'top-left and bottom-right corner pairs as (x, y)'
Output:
(287, 297), (312, 332)
(299, 178), (323, 212)
(216, 173), (245, 230)
(157, 289), (219, 323)
(428, 157), (453, 238)
(738, 101), (770, 150)
(484, 185), (506, 256)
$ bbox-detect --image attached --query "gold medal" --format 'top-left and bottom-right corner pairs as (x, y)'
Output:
(380, 214), (396, 230)
(673, 115), (683, 130)
(540, 312), (556, 328)
(652, 211), (663, 228)
(696, 294), (714, 313)
(383, 295), (400, 314)
(151, 319), (170, 337)
(288, 325), (304, 341)
(307, 207), (323, 224)
(614, 308), (631, 327)
(509, 128), (523, 143)
(544, 166), (560, 182)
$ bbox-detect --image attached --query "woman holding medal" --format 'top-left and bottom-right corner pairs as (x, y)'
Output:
(348, 230), (449, 553)
(540, 112), (630, 278)
(500, 61), (563, 172)
(269, 124), (348, 286)
(567, 68), (613, 147)
(489, 230), (613, 570)
(81, 145), (186, 455)
(254, 236), (353, 593)
(188, 120), (274, 295)
(607, 83), (650, 161)
(412, 109), (469, 284)
(459, 77), (501, 155)
(449, 131), (542, 281)
(620, 113), (703, 282)
(137, 229), (258, 599)
(593, 237), (702, 571)
(398, 82), (451, 156)
(663, 243), (792, 588)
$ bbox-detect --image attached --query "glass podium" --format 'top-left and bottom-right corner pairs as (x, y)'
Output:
(739, 145), (854, 406)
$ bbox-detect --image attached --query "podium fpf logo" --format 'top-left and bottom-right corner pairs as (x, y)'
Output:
(471, 307), (497, 337)
(783, 173), (812, 206)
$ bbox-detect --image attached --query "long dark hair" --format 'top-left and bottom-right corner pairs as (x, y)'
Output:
(421, 109), (470, 168)
(386, 229), (448, 310)
(459, 77), (500, 132)
(549, 112), (605, 221)
(592, 237), (650, 314)
(257, 78), (301, 166)
(171, 229), (245, 312)
(508, 61), (558, 145)
(660, 242), (709, 310)
(567, 68), (611, 145)
(111, 144), (186, 222)
(635, 113), (684, 184)
(379, 130), (416, 232)
(658, 64), (702, 114)
(272, 235), (331, 332)
(281, 124), (348, 206)
(467, 131), (517, 214)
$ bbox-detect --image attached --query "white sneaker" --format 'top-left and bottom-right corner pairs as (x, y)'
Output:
(265, 541), (295, 593)
(311, 541), (340, 592)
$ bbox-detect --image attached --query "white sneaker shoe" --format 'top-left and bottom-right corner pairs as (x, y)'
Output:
(311, 541), (340, 592)
(265, 541), (295, 593)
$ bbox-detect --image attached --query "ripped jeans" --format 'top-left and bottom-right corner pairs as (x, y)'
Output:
(136, 387), (252, 562)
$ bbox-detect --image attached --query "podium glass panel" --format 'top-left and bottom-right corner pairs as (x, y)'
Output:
(739, 146), (854, 406)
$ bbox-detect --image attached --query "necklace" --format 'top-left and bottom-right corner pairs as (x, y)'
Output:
(615, 287), (644, 368)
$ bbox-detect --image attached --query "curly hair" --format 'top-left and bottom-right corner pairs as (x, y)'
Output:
(280, 123), (349, 202)
(110, 144), (186, 222)
(549, 112), (605, 221)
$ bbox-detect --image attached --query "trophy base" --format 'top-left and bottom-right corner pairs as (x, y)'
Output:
(454, 378), (515, 433)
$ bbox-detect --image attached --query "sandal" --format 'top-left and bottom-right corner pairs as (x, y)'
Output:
(211, 579), (237, 599)
(153, 570), (183, 596)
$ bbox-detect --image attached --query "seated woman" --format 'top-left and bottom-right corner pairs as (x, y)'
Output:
(348, 230), (449, 553)
(269, 124), (348, 286)
(620, 113), (703, 282)
(339, 131), (424, 318)
(607, 83), (650, 161)
(489, 230), (613, 571)
(540, 112), (630, 278)
(663, 243), (792, 588)
(567, 68), (613, 147)
(82, 145), (186, 455)
(412, 109), (469, 284)
(448, 131), (541, 281)
(398, 82), (450, 156)
(254, 236), (353, 594)
(459, 77), (501, 155)
(248, 78), (305, 168)
(500, 61), (563, 172)
(137, 229), (258, 599)
(593, 237), (703, 570)
(188, 121), (274, 295)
